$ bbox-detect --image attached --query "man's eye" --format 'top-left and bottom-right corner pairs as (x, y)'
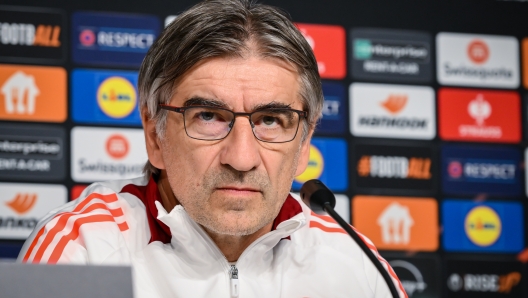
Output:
(199, 112), (216, 121)
(262, 116), (278, 125)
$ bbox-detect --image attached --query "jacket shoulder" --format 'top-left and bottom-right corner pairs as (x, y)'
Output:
(18, 177), (150, 264)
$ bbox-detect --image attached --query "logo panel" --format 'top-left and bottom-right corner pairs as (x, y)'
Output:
(72, 69), (140, 126)
(352, 196), (438, 251)
(292, 137), (347, 191)
(441, 144), (521, 196)
(442, 200), (523, 253)
(71, 126), (147, 182)
(0, 124), (65, 181)
(0, 182), (66, 240)
(72, 11), (160, 67)
(295, 23), (346, 79)
(445, 259), (523, 297)
(350, 28), (432, 83)
(383, 255), (441, 298)
(437, 33), (519, 88)
(317, 82), (346, 135)
(354, 143), (435, 193)
(0, 64), (66, 122)
(0, 6), (66, 63)
(438, 88), (520, 143)
(350, 83), (435, 139)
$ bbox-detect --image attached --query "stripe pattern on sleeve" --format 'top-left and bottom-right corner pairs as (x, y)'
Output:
(22, 192), (129, 264)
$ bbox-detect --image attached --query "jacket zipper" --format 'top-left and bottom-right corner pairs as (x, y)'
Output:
(175, 206), (302, 298)
(226, 230), (283, 298)
(230, 264), (239, 297)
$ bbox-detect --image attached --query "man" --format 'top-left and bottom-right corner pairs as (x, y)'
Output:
(18, 0), (406, 297)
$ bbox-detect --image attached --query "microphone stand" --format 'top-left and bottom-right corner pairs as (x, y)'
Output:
(300, 179), (400, 298)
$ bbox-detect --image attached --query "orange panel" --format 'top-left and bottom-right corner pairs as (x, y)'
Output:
(0, 64), (66, 122)
(353, 195), (438, 251)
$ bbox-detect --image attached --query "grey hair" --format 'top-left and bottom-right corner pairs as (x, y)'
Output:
(139, 0), (324, 178)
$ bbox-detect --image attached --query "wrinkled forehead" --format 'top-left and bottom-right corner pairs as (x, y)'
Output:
(170, 56), (303, 112)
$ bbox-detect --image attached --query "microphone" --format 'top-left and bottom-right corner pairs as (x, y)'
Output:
(300, 179), (400, 298)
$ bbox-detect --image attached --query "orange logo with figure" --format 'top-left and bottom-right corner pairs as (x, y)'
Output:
(380, 94), (408, 114)
(0, 64), (66, 122)
(5, 193), (37, 215)
(353, 196), (438, 251)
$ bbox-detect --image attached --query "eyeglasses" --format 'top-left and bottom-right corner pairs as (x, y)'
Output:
(159, 104), (308, 143)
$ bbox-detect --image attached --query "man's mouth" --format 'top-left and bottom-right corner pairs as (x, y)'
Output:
(215, 186), (262, 195)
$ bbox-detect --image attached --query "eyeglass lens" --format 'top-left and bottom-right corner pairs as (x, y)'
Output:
(183, 106), (300, 142)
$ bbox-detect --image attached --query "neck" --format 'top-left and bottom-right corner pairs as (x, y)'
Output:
(157, 170), (273, 262)
(157, 170), (180, 212)
(202, 223), (273, 262)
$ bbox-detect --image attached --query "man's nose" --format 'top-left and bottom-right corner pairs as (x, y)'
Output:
(219, 117), (262, 172)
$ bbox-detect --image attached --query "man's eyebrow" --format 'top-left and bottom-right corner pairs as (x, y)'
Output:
(183, 97), (229, 108)
(253, 101), (292, 111)
(183, 98), (294, 111)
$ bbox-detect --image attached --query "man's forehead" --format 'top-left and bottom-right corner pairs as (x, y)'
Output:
(171, 56), (302, 111)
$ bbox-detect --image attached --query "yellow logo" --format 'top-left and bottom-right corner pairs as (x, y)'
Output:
(97, 76), (137, 118)
(295, 144), (324, 183)
(465, 206), (502, 247)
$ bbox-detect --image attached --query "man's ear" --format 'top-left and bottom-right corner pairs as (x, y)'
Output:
(294, 129), (314, 177)
(142, 109), (165, 170)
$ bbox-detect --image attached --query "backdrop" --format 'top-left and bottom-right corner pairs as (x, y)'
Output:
(0, 0), (527, 297)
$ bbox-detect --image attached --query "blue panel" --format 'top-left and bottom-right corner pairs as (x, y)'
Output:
(72, 11), (160, 67)
(72, 69), (141, 126)
(292, 137), (348, 191)
(441, 144), (521, 196)
(317, 82), (346, 134)
(442, 200), (524, 253)
(0, 242), (23, 259)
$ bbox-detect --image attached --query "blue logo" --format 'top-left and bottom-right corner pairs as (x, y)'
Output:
(72, 69), (141, 126)
(72, 11), (160, 67)
(441, 144), (521, 196)
(317, 82), (346, 135)
(442, 200), (524, 253)
(292, 137), (348, 191)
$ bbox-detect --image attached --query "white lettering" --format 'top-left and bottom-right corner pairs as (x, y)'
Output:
(370, 44), (428, 60)
(0, 23), (35, 45)
(0, 158), (50, 171)
(459, 125), (502, 138)
(97, 31), (154, 49)
(370, 156), (409, 178)
(363, 60), (419, 74)
(464, 163), (515, 180)
(464, 274), (499, 292)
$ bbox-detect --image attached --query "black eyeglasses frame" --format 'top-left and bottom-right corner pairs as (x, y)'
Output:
(158, 104), (308, 143)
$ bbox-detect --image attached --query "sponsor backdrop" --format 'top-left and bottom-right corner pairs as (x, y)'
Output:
(1, 0), (528, 296)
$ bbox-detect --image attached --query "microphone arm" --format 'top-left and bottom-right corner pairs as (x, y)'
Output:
(300, 179), (400, 298)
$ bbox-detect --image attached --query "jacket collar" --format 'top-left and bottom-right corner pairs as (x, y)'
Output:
(121, 175), (307, 246)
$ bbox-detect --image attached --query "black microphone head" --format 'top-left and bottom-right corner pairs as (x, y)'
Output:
(299, 179), (336, 212)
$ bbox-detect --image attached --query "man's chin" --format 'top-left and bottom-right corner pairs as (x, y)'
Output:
(199, 211), (269, 236)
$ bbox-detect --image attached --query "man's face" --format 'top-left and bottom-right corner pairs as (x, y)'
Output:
(147, 56), (312, 236)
